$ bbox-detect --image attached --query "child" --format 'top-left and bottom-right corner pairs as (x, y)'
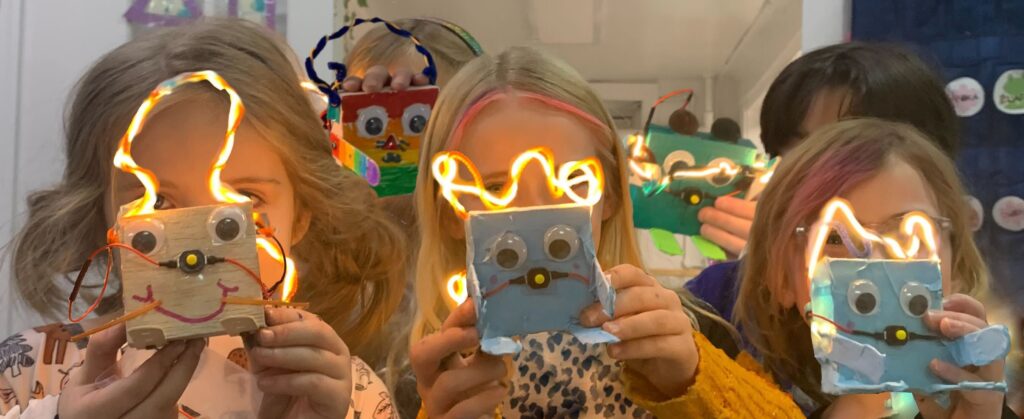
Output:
(694, 41), (959, 257)
(1, 19), (404, 418)
(736, 118), (1011, 417)
(406, 46), (804, 418)
(689, 41), (962, 322)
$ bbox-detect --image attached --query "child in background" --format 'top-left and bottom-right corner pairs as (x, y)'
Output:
(735, 118), (1012, 417)
(689, 42), (962, 322)
(406, 46), (803, 418)
(693, 42), (959, 258)
(1, 19), (405, 418)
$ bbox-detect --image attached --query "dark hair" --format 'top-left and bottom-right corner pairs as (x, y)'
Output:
(711, 117), (742, 143)
(669, 108), (699, 135)
(760, 42), (958, 157)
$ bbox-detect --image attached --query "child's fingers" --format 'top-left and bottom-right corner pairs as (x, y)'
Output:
(698, 204), (753, 239)
(714, 196), (757, 219)
(929, 359), (983, 383)
(94, 340), (190, 417)
(442, 383), (507, 419)
(613, 286), (682, 318)
(361, 65), (390, 93)
(605, 264), (657, 289)
(257, 372), (349, 417)
(578, 302), (611, 328)
(607, 335), (680, 361)
(602, 309), (690, 341)
(699, 223), (746, 256)
(923, 311), (987, 336)
(409, 326), (480, 387)
(942, 293), (987, 319)
(79, 324), (127, 384)
(265, 307), (320, 326)
(390, 68), (413, 91)
(250, 346), (348, 379)
(121, 339), (204, 419)
(257, 316), (348, 355)
(412, 73), (430, 86)
(341, 76), (362, 92)
(430, 356), (506, 413)
(442, 299), (478, 330)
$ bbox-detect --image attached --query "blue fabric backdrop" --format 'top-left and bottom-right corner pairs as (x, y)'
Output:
(852, 0), (1024, 314)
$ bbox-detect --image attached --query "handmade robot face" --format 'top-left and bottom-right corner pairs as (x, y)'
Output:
(629, 125), (767, 236)
(334, 86), (439, 196)
(434, 147), (617, 355)
(67, 71), (297, 348)
(807, 198), (1009, 395)
(117, 202), (265, 348)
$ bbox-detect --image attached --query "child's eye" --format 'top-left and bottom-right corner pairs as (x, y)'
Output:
(484, 182), (504, 194)
(826, 232), (843, 245)
(239, 191), (265, 207)
(153, 194), (170, 210)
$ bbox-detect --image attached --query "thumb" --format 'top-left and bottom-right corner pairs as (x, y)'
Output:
(258, 393), (293, 419)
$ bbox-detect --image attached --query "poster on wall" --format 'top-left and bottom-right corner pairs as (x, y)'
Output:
(125, 0), (288, 38)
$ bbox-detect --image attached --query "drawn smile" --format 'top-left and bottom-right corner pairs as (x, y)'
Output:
(483, 267), (589, 299)
(132, 280), (239, 324)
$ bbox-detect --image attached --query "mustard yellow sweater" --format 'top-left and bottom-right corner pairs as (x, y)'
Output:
(417, 332), (803, 418)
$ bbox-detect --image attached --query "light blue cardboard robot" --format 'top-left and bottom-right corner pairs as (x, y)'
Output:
(806, 198), (1010, 396)
(432, 147), (618, 355)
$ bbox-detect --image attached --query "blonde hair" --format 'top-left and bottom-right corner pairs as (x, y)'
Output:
(8, 18), (405, 356)
(410, 47), (643, 344)
(735, 118), (987, 405)
(347, 18), (478, 87)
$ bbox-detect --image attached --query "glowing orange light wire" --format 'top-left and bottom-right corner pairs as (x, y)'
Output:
(447, 271), (468, 305)
(114, 70), (298, 301)
(806, 198), (940, 288)
(431, 147), (604, 219)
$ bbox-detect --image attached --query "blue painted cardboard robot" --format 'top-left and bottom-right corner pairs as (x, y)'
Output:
(432, 147), (618, 355)
(806, 198), (1009, 395)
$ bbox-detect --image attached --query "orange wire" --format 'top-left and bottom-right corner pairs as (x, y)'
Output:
(652, 88), (694, 109)
(68, 243), (161, 323)
(221, 257), (268, 299)
(178, 406), (197, 419)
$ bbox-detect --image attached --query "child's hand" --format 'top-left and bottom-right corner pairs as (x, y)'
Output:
(58, 325), (203, 419)
(250, 307), (352, 419)
(341, 65), (430, 93)
(410, 300), (508, 419)
(580, 264), (699, 398)
(916, 294), (1005, 419)
(698, 196), (756, 256)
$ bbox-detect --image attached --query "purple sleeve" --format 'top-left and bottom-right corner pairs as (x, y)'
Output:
(685, 261), (741, 321)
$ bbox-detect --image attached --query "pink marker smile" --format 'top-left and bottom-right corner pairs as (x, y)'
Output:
(132, 279), (240, 324)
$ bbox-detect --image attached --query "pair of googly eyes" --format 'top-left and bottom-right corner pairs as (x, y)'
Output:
(847, 280), (933, 318)
(355, 104), (431, 138)
(123, 207), (249, 255)
(491, 225), (580, 270)
(648, 151), (737, 187)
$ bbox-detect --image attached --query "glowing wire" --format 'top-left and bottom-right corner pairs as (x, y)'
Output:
(431, 147), (604, 219)
(447, 271), (468, 305)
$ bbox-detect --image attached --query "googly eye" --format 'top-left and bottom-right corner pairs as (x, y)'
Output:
(356, 106), (388, 138)
(662, 150), (696, 176)
(123, 219), (166, 255)
(706, 157), (739, 187)
(492, 233), (527, 270)
(208, 206), (248, 244)
(847, 279), (880, 315)
(899, 282), (932, 317)
(544, 225), (580, 261)
(402, 103), (431, 135)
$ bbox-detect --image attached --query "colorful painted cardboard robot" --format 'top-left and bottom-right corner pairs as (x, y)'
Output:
(67, 71), (299, 348)
(434, 147), (618, 355)
(805, 198), (1010, 395)
(306, 17), (440, 197)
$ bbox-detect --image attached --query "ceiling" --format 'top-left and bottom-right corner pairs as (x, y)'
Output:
(360, 0), (794, 81)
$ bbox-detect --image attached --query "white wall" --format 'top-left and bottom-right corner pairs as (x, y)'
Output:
(0, 0), (333, 337)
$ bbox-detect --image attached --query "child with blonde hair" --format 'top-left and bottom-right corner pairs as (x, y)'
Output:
(736, 118), (1013, 417)
(1, 19), (404, 418)
(406, 46), (804, 418)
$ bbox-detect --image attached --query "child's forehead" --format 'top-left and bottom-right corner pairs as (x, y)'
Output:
(468, 206), (592, 239)
(456, 100), (601, 158)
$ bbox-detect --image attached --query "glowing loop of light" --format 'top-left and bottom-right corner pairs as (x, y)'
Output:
(431, 147), (604, 219)
(447, 271), (468, 305)
(805, 198), (940, 286)
(114, 70), (298, 302)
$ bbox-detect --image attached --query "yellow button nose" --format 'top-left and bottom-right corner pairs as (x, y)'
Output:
(533, 274), (545, 285)
(689, 195), (700, 205)
(185, 254), (199, 266)
(895, 329), (907, 341)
